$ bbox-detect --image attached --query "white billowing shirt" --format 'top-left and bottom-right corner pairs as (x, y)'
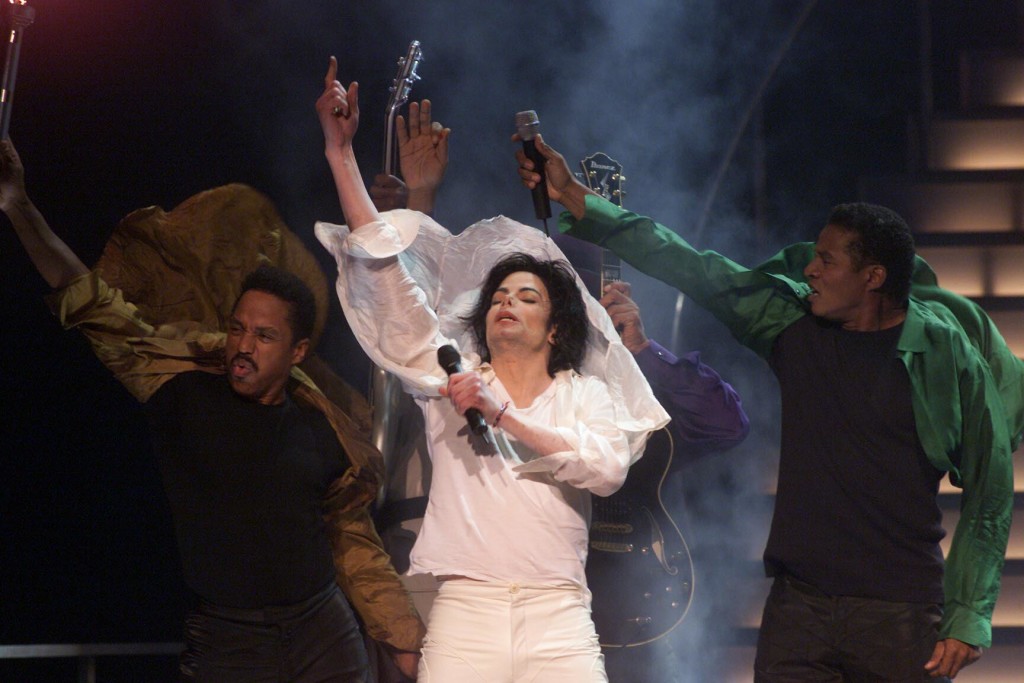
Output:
(316, 210), (669, 588)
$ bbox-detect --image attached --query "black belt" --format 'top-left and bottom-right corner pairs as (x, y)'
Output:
(197, 581), (338, 624)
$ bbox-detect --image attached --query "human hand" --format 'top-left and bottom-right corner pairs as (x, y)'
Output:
(397, 99), (450, 195)
(370, 174), (409, 212)
(600, 281), (650, 354)
(390, 650), (420, 680)
(512, 133), (578, 204)
(0, 138), (27, 213)
(316, 56), (359, 153)
(924, 638), (981, 678)
(439, 370), (503, 425)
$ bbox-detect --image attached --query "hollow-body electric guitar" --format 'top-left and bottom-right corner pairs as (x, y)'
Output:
(578, 152), (694, 647)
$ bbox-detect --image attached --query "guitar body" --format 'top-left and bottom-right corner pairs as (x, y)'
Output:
(587, 428), (693, 647)
(577, 152), (695, 647)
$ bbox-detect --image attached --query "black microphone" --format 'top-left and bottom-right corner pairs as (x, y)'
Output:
(514, 110), (552, 221)
(437, 344), (488, 435)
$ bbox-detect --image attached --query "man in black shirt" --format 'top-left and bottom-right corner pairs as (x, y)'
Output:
(1, 139), (423, 682)
(517, 138), (1014, 681)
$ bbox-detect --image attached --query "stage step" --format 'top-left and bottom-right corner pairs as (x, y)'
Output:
(927, 117), (1024, 171)
(912, 243), (1024, 297)
(986, 309), (1024, 357)
(906, 236), (1024, 357)
(859, 173), (1024, 233)
(960, 50), (1024, 109)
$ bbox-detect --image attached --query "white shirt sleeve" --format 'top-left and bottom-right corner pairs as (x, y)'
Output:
(315, 210), (455, 397)
(315, 210), (671, 463)
(510, 373), (631, 496)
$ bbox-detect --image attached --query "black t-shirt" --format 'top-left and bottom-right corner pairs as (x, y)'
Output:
(145, 371), (350, 608)
(766, 315), (945, 604)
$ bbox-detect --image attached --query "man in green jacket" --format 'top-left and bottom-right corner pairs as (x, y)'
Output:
(515, 136), (1014, 681)
(754, 242), (1024, 451)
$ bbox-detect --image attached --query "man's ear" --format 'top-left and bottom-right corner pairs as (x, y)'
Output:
(291, 338), (311, 365)
(866, 264), (888, 293)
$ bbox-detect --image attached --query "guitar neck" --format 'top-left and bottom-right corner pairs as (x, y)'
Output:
(600, 251), (621, 293)
(383, 107), (400, 176)
(382, 40), (423, 177)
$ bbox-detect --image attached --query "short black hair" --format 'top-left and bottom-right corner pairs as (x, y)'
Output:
(462, 253), (588, 376)
(235, 264), (317, 345)
(827, 202), (915, 306)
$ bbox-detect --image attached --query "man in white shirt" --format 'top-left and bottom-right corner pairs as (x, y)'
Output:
(314, 57), (668, 683)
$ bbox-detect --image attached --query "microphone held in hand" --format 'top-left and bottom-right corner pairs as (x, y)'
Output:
(437, 344), (488, 435)
(514, 110), (552, 220)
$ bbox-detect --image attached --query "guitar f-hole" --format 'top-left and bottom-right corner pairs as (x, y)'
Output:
(642, 507), (678, 576)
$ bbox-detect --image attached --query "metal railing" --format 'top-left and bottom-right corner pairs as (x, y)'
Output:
(0, 642), (182, 683)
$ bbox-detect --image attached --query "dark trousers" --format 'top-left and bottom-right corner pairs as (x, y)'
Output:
(179, 583), (369, 683)
(754, 575), (949, 683)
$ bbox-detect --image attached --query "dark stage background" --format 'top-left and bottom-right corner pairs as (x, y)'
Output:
(1, 0), (977, 680)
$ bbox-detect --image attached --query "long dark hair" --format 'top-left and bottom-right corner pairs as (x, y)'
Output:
(462, 253), (588, 376)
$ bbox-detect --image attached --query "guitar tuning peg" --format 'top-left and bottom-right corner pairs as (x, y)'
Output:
(588, 170), (597, 178)
(618, 174), (627, 183)
(613, 189), (626, 199)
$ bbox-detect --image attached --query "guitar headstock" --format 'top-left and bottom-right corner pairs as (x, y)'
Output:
(383, 40), (423, 175)
(577, 152), (626, 291)
(386, 40), (423, 116)
(579, 152), (625, 208)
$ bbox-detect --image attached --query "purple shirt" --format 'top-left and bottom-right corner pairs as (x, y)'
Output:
(551, 232), (749, 462)
(633, 339), (749, 466)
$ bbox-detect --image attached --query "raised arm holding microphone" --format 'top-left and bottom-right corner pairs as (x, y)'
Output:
(314, 57), (668, 683)
(372, 117), (749, 467)
(515, 135), (1014, 681)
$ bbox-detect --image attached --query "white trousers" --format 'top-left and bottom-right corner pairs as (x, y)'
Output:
(418, 579), (607, 683)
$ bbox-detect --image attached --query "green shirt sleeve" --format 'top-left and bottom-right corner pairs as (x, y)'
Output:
(559, 194), (808, 358)
(929, 329), (1014, 647)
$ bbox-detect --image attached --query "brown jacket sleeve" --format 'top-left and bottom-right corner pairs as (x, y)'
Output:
(292, 370), (426, 652)
(47, 271), (225, 402)
(322, 472), (426, 651)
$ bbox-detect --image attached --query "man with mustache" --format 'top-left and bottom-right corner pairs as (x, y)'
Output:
(0, 138), (423, 682)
